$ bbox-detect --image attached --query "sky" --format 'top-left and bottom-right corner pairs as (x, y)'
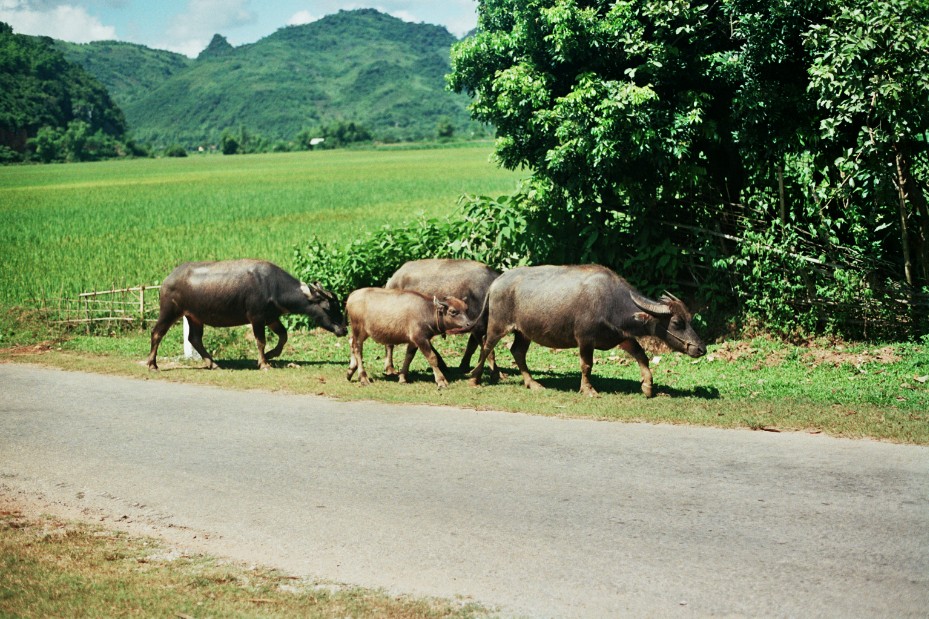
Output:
(0, 0), (479, 57)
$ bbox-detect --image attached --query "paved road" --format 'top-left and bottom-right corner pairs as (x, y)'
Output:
(1, 363), (927, 617)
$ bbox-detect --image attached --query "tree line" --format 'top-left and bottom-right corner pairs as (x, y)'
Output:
(445, 0), (928, 338)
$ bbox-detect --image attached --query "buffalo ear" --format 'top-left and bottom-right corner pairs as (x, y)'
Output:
(633, 311), (653, 323)
(433, 296), (449, 312)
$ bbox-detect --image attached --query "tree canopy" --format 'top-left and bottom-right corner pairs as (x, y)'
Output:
(448, 0), (929, 337)
(0, 22), (127, 160)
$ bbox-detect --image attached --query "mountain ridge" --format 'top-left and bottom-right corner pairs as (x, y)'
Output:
(55, 9), (481, 148)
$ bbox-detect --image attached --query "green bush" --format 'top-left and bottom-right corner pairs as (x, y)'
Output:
(291, 191), (546, 328)
(163, 144), (187, 157)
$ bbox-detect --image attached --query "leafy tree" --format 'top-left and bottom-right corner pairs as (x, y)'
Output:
(220, 131), (240, 155)
(436, 117), (455, 139)
(1, 22), (127, 154)
(163, 144), (188, 157)
(807, 0), (929, 288)
(449, 0), (738, 271)
(447, 0), (929, 337)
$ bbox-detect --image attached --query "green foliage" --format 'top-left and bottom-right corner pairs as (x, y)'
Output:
(297, 121), (373, 150)
(58, 10), (484, 149)
(54, 39), (191, 110)
(293, 191), (538, 307)
(163, 144), (187, 158)
(27, 120), (121, 163)
(0, 22), (128, 156)
(447, 0), (929, 339)
(219, 131), (240, 155)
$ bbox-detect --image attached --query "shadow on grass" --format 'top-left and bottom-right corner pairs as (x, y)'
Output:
(487, 368), (721, 399)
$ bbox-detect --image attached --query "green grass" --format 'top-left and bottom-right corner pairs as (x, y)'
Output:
(0, 144), (523, 303)
(2, 146), (928, 444)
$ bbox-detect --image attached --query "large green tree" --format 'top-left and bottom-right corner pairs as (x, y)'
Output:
(450, 0), (739, 268)
(449, 0), (929, 336)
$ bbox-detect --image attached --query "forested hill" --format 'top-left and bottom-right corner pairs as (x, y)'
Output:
(54, 40), (191, 111)
(57, 9), (480, 148)
(0, 23), (127, 155)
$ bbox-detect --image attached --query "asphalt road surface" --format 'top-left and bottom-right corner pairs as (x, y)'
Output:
(1, 363), (927, 617)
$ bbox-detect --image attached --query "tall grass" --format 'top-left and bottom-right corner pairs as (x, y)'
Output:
(0, 145), (523, 304)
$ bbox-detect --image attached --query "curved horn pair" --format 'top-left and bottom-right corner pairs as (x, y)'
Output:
(630, 291), (672, 316)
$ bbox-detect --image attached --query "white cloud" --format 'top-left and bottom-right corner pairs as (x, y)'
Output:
(286, 10), (317, 26)
(0, 3), (117, 42)
(162, 0), (255, 56)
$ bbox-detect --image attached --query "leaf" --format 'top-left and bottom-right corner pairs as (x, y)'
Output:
(915, 375), (928, 384)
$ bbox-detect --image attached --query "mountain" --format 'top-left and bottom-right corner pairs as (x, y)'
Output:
(0, 22), (127, 153)
(54, 39), (191, 111)
(57, 9), (481, 148)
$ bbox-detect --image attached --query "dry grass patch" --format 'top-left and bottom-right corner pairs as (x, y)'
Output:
(0, 506), (488, 618)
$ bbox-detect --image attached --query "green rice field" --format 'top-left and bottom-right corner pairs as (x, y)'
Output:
(0, 144), (524, 304)
(1, 144), (927, 444)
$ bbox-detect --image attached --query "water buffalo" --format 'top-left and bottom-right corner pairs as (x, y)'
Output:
(469, 264), (707, 397)
(146, 259), (347, 371)
(384, 258), (499, 374)
(346, 287), (472, 389)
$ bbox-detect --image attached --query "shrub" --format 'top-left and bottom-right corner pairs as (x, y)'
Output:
(163, 144), (187, 157)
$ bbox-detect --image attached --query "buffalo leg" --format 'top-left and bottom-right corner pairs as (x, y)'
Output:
(384, 344), (398, 375)
(251, 321), (272, 370)
(347, 333), (371, 385)
(432, 346), (449, 374)
(578, 342), (598, 397)
(414, 337), (449, 389)
(146, 314), (180, 371)
(469, 325), (506, 387)
(460, 333), (480, 369)
(398, 343), (417, 384)
(186, 317), (218, 369)
(620, 338), (653, 398)
(264, 320), (288, 361)
(510, 331), (544, 391)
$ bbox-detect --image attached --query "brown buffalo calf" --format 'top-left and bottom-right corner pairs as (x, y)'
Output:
(346, 288), (472, 389)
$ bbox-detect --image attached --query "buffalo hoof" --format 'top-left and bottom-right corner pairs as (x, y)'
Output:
(435, 379), (448, 390)
(580, 387), (599, 397)
(468, 377), (481, 387)
(526, 380), (545, 391)
(147, 364), (158, 372)
(642, 383), (654, 398)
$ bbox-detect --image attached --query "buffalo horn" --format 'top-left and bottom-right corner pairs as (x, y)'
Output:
(630, 291), (672, 316)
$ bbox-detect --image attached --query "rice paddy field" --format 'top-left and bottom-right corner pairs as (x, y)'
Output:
(1, 144), (928, 444)
(0, 144), (524, 304)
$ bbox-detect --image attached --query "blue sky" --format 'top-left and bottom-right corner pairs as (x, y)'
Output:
(0, 0), (479, 57)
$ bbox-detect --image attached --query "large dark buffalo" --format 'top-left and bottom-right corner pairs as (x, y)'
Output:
(346, 287), (472, 389)
(147, 259), (346, 371)
(469, 264), (706, 397)
(384, 258), (499, 374)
